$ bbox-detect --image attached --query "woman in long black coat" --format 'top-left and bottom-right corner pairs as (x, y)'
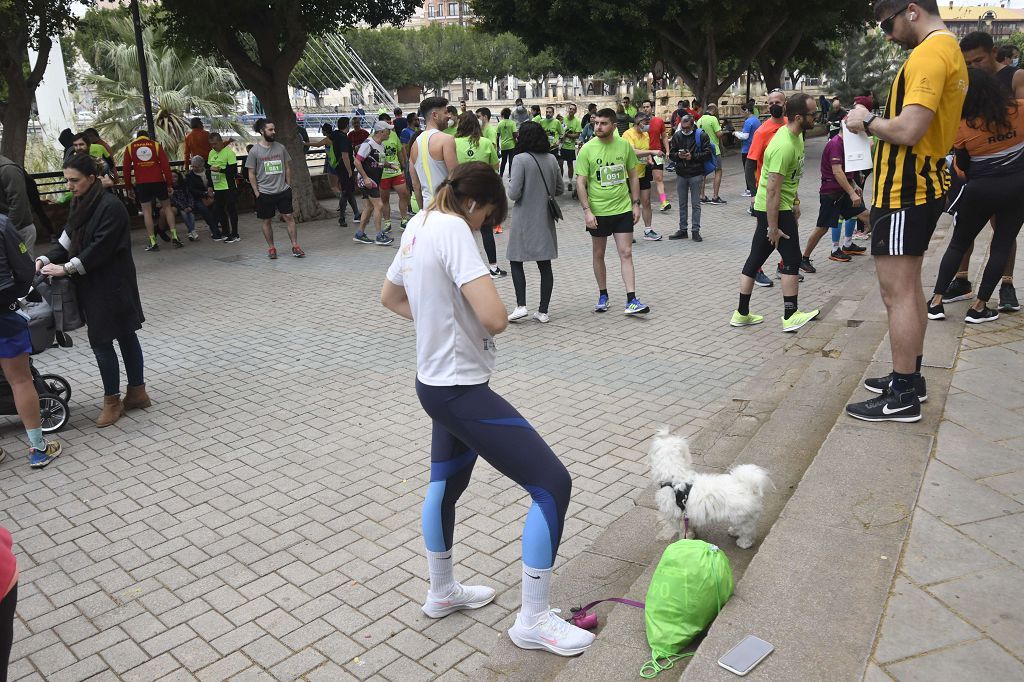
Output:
(36, 154), (150, 428)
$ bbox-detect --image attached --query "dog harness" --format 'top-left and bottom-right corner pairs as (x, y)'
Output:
(661, 481), (693, 535)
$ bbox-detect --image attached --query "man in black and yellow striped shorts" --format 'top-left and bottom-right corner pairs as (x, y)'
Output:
(844, 0), (968, 423)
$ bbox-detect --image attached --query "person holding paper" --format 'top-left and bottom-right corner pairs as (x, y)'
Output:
(799, 123), (870, 271)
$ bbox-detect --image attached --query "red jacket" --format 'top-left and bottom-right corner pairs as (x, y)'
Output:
(0, 527), (16, 598)
(122, 135), (173, 190)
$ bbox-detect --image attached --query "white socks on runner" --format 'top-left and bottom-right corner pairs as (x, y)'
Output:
(520, 563), (553, 627)
(426, 550), (456, 597)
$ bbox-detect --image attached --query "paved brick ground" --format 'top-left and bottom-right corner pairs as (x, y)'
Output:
(0, 137), (869, 681)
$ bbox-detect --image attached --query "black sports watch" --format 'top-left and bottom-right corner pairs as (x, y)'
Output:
(863, 112), (877, 134)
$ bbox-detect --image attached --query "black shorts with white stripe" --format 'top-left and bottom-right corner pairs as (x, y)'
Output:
(869, 199), (946, 257)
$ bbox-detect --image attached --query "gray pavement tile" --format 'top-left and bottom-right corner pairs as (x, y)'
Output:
(933, 420), (1022, 480)
(980, 471), (1024, 506)
(917, 460), (1023, 526)
(927, 564), (1024, 657)
(899, 509), (1008, 586)
(959, 512), (1024, 568)
(884, 638), (1024, 681)
(873, 576), (979, 664)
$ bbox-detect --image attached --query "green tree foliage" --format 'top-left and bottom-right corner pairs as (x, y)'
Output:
(0, 0), (83, 164)
(473, 0), (873, 104)
(823, 30), (904, 105)
(157, 0), (417, 221)
(81, 13), (246, 158)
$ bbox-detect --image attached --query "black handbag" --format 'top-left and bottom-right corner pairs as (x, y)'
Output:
(527, 153), (563, 222)
(46, 275), (85, 333)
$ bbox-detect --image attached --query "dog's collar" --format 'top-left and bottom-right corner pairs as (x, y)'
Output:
(661, 481), (693, 512)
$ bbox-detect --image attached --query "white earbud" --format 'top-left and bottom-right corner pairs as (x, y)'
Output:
(909, 11), (916, 20)
(468, 201), (477, 213)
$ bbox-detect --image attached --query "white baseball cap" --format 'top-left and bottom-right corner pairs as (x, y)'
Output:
(372, 121), (393, 133)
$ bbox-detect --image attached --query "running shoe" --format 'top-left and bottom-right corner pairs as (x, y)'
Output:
(494, 225), (504, 234)
(748, 205), (755, 217)
(730, 311), (764, 327)
(998, 282), (1021, 312)
(800, 256), (817, 273)
(507, 610), (595, 657)
(187, 232), (199, 242)
(668, 230), (688, 240)
(0, 448), (5, 465)
(754, 271), (773, 288)
(421, 583), (496, 619)
(292, 245), (306, 257)
(595, 294), (609, 312)
(625, 298), (650, 315)
(782, 309), (819, 333)
(157, 227), (171, 243)
(829, 248), (852, 263)
(268, 248), (277, 260)
(533, 312), (550, 323)
(842, 242), (867, 255)
(145, 243), (159, 252)
(942, 277), (973, 303)
(965, 307), (999, 324)
(211, 235), (225, 242)
(225, 236), (240, 244)
(852, 230), (870, 240)
(383, 220), (393, 233)
(741, 189), (753, 197)
(401, 219), (409, 230)
(643, 229), (662, 241)
(353, 233), (373, 245)
(660, 201), (672, 212)
(846, 388), (921, 423)
(508, 306), (529, 322)
(172, 238), (185, 249)
(338, 219), (348, 228)
(864, 374), (928, 402)
(776, 265), (805, 282)
(701, 196), (711, 204)
(710, 197), (727, 205)
(692, 232), (703, 243)
(927, 303), (946, 320)
(29, 441), (61, 469)
(374, 234), (393, 246)
(490, 267), (507, 278)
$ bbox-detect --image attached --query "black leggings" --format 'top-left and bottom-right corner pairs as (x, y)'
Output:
(480, 224), (497, 265)
(0, 584), (16, 682)
(92, 332), (145, 397)
(511, 260), (553, 313)
(742, 210), (802, 277)
(936, 175), (1024, 302)
(213, 189), (238, 239)
(500, 149), (516, 178)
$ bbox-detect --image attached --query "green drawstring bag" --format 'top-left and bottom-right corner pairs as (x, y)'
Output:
(640, 539), (734, 678)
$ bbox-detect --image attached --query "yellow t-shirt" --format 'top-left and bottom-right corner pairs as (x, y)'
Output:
(872, 31), (968, 209)
(621, 127), (649, 174)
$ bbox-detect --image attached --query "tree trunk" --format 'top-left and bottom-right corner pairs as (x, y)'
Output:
(0, 35), (39, 166)
(249, 80), (328, 223)
(758, 59), (785, 93)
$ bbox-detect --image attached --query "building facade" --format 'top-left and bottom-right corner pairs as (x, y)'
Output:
(940, 3), (1024, 39)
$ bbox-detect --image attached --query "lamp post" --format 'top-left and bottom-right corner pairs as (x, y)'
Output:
(130, 0), (156, 137)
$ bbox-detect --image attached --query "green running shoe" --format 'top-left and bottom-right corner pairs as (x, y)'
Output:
(782, 309), (820, 333)
(730, 311), (764, 327)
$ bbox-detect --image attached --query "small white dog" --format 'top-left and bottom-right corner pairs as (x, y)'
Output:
(648, 428), (772, 549)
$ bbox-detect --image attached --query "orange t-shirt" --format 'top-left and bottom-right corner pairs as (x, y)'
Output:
(184, 129), (212, 163)
(954, 99), (1024, 179)
(747, 118), (788, 185)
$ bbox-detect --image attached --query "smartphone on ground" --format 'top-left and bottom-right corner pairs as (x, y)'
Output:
(718, 635), (774, 676)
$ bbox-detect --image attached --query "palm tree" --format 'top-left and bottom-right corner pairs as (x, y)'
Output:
(82, 16), (246, 158)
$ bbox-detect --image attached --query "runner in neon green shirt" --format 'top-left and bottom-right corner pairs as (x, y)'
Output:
(496, 108), (517, 178)
(537, 105), (563, 153)
(476, 107), (498, 149)
(574, 107), (649, 316)
(379, 116), (410, 232)
(207, 145), (237, 191)
(560, 103), (583, 181)
(697, 104), (727, 203)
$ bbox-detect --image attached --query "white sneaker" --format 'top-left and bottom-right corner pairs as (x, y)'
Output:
(508, 610), (595, 656)
(533, 312), (550, 323)
(508, 306), (529, 322)
(421, 583), (496, 618)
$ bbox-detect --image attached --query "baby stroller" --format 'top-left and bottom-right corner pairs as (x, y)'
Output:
(0, 286), (73, 433)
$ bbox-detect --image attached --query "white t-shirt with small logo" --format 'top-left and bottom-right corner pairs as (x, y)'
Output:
(386, 210), (494, 386)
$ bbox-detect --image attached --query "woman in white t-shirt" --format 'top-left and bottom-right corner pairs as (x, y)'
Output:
(381, 163), (594, 657)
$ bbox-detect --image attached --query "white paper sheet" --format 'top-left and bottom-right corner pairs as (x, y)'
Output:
(842, 123), (873, 172)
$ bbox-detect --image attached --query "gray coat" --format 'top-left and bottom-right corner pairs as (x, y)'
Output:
(507, 152), (564, 262)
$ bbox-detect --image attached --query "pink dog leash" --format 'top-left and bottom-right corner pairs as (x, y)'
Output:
(568, 598), (645, 630)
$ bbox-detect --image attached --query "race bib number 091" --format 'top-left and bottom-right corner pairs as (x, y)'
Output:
(599, 163), (626, 187)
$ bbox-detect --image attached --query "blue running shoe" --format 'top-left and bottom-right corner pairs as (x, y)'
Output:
(595, 294), (609, 312)
(754, 271), (773, 288)
(625, 298), (650, 315)
(29, 441), (61, 469)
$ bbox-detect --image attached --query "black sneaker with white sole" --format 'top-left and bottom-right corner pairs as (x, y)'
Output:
(965, 306), (999, 324)
(998, 282), (1021, 312)
(864, 373), (928, 403)
(846, 388), (921, 422)
(927, 303), (945, 320)
(942, 277), (973, 303)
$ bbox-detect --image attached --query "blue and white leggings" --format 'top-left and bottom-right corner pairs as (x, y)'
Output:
(416, 380), (571, 570)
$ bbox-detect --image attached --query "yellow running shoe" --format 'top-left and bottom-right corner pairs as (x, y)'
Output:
(730, 311), (764, 327)
(782, 309), (820, 332)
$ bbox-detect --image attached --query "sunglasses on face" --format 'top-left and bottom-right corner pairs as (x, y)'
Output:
(880, 5), (909, 35)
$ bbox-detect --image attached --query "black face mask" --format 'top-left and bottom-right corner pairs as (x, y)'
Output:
(769, 104), (784, 119)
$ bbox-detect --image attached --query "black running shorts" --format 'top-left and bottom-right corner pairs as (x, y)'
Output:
(587, 211), (634, 238)
(638, 165), (652, 191)
(255, 188), (294, 219)
(869, 199), (946, 257)
(816, 192), (867, 229)
(134, 182), (169, 204)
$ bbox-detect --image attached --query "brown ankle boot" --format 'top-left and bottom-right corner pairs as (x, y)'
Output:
(96, 395), (125, 428)
(123, 384), (152, 411)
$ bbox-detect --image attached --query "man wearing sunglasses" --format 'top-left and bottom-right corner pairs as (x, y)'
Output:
(844, 1), (967, 423)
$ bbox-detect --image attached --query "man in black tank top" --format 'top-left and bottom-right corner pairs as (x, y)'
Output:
(951, 31), (1024, 314)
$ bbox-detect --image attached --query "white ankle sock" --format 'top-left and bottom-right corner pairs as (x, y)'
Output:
(520, 564), (552, 627)
(426, 550), (456, 597)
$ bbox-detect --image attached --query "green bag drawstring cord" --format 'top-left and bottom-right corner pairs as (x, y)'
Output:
(639, 545), (728, 678)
